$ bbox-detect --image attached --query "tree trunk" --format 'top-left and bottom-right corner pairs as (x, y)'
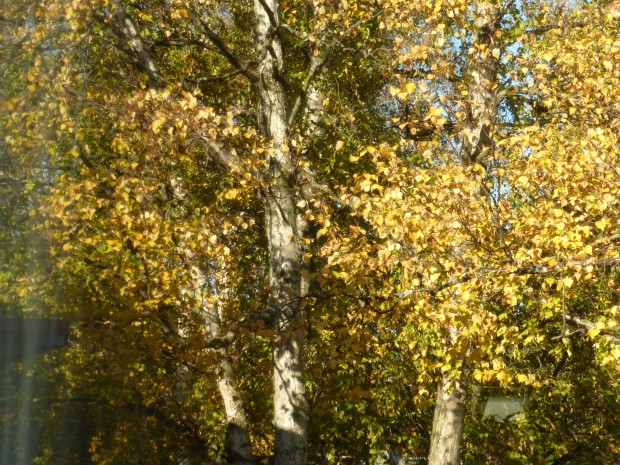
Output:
(427, 374), (466, 465)
(204, 302), (254, 465)
(461, 2), (499, 168)
(106, 7), (254, 460)
(253, 2), (308, 465)
(427, 3), (500, 463)
(216, 358), (254, 465)
(189, 258), (253, 465)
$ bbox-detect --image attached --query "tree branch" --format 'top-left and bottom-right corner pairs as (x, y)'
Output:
(565, 314), (620, 343)
(152, 37), (218, 53)
(198, 19), (259, 82)
(105, 1), (166, 88)
(288, 54), (330, 128)
(93, 4), (249, 177)
(525, 21), (586, 36)
(287, 8), (383, 129)
(194, 135), (240, 172)
(0, 173), (26, 185)
(398, 257), (620, 299)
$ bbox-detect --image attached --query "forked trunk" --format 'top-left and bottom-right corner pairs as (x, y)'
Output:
(427, 373), (466, 465)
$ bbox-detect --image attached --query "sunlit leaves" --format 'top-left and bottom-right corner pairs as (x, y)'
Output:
(322, 6), (620, 462)
(3, 0), (620, 463)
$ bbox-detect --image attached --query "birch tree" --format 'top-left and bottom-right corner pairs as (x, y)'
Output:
(2, 0), (388, 464)
(329, 0), (620, 463)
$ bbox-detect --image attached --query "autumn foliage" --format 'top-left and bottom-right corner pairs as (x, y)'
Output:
(1, 0), (619, 464)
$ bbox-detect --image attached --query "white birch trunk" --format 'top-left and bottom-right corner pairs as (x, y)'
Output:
(427, 374), (466, 465)
(108, 7), (254, 461)
(253, 2), (308, 465)
(106, 2), (308, 463)
(203, 301), (254, 465)
(186, 257), (254, 465)
(216, 365), (253, 465)
(461, 3), (499, 167)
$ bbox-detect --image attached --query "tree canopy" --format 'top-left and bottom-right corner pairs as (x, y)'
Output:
(1, 0), (619, 464)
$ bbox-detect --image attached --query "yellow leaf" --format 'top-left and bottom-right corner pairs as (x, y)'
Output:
(428, 106), (443, 117)
(224, 188), (239, 200)
(595, 218), (609, 231)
